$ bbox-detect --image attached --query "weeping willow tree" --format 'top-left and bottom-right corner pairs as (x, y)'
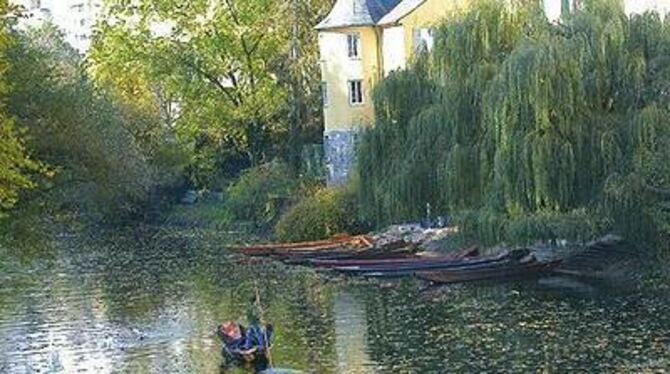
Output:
(359, 0), (542, 224)
(358, 0), (670, 248)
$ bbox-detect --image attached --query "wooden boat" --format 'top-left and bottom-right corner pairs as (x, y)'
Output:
(332, 251), (512, 274)
(229, 235), (375, 256)
(309, 246), (479, 268)
(417, 259), (562, 284)
(279, 245), (418, 265)
(217, 322), (273, 372)
(360, 257), (527, 278)
(349, 258), (522, 278)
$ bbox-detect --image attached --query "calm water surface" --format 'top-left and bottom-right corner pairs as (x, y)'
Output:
(1, 227), (669, 373)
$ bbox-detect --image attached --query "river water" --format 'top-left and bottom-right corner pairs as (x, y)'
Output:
(1, 226), (669, 373)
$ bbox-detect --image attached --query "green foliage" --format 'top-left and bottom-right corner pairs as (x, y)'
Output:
(5, 24), (176, 220)
(358, 0), (670, 251)
(226, 161), (297, 229)
(275, 187), (367, 242)
(0, 121), (39, 213)
(0, 2), (40, 215)
(91, 0), (333, 186)
(454, 209), (603, 246)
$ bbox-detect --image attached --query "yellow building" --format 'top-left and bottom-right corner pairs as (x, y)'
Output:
(316, 0), (649, 184)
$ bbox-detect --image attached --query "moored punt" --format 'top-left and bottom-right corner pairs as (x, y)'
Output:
(417, 259), (562, 284)
(309, 246), (479, 268)
(268, 239), (410, 258)
(228, 235), (375, 256)
(360, 257), (533, 278)
(331, 251), (512, 274)
(278, 244), (418, 265)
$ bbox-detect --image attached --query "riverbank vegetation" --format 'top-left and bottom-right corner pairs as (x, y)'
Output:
(0, 25), (181, 240)
(0, 0), (333, 238)
(276, 186), (368, 242)
(0, 2), (40, 215)
(90, 0), (333, 184)
(3, 0), (670, 275)
(357, 0), (670, 260)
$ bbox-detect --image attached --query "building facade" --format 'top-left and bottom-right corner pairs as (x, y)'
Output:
(316, 0), (518, 185)
(317, 0), (670, 185)
(316, 0), (395, 185)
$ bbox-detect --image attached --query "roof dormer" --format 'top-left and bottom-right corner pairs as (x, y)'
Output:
(316, 0), (403, 30)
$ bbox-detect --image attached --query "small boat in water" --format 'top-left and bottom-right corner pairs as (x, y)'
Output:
(418, 258), (562, 284)
(309, 246), (479, 268)
(331, 250), (514, 275)
(229, 234), (421, 265)
(278, 244), (418, 265)
(217, 321), (273, 371)
(228, 235), (375, 256)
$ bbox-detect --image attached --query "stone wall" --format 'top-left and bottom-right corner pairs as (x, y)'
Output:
(324, 129), (358, 186)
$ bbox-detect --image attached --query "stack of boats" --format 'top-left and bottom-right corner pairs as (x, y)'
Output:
(229, 235), (561, 284)
(230, 235), (417, 264)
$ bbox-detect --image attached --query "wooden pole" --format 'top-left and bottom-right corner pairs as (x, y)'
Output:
(254, 281), (273, 369)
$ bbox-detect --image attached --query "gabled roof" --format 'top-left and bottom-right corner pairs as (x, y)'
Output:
(316, 0), (403, 30)
(377, 0), (426, 26)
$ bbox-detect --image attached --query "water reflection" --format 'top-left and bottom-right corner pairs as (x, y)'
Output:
(0, 228), (669, 373)
(333, 292), (376, 374)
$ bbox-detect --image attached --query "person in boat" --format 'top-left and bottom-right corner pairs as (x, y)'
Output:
(217, 320), (273, 367)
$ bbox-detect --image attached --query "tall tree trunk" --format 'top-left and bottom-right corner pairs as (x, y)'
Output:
(247, 119), (265, 166)
(288, 0), (302, 177)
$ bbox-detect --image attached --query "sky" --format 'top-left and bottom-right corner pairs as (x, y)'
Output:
(17, 0), (670, 52)
(626, 0), (670, 15)
(45, 0), (81, 26)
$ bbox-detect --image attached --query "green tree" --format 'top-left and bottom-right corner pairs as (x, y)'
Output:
(6, 24), (159, 219)
(358, 0), (670, 249)
(90, 0), (332, 187)
(0, 1), (39, 214)
(0, 117), (37, 213)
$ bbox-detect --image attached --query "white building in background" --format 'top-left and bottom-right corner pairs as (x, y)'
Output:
(12, 0), (102, 53)
(544, 0), (670, 23)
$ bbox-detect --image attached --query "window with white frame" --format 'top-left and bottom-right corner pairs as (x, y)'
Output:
(347, 34), (360, 59)
(349, 80), (363, 105)
(412, 28), (435, 53)
(321, 82), (329, 107)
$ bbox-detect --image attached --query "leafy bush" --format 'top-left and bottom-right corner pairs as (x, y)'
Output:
(226, 161), (297, 229)
(275, 187), (368, 242)
(5, 25), (163, 220)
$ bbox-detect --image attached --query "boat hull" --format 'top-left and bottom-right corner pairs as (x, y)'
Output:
(417, 260), (562, 284)
(332, 251), (511, 274)
(228, 235), (375, 256)
(310, 246), (479, 268)
(221, 348), (270, 372)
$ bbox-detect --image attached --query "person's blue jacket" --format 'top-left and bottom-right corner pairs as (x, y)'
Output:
(226, 324), (273, 353)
